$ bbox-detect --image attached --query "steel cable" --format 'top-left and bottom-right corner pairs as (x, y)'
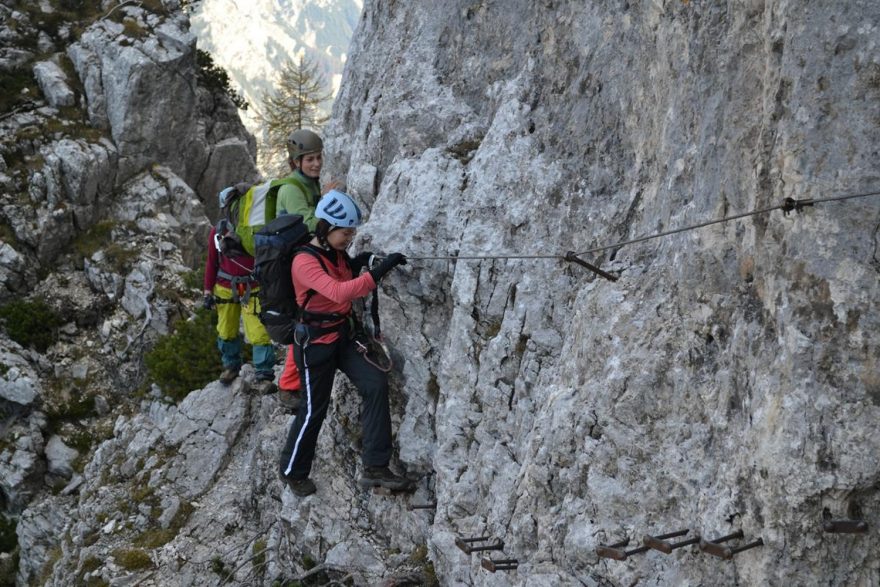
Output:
(399, 189), (880, 262)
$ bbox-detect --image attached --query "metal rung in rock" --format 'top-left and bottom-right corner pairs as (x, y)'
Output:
(823, 519), (868, 534)
(481, 557), (519, 572)
(596, 538), (649, 561)
(643, 529), (700, 554)
(455, 536), (504, 555)
(700, 530), (763, 559)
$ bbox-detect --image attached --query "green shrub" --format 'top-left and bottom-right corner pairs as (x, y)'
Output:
(182, 264), (205, 291)
(0, 69), (39, 113)
(0, 299), (63, 352)
(209, 556), (226, 576)
(45, 395), (96, 432)
(196, 49), (248, 109)
(0, 547), (19, 587)
(145, 309), (221, 401)
(0, 515), (16, 554)
(111, 548), (152, 571)
(0, 220), (16, 244)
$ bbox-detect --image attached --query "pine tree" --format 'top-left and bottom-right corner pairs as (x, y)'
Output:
(256, 55), (333, 174)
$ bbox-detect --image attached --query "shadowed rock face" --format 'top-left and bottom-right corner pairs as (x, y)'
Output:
(6, 1), (880, 586)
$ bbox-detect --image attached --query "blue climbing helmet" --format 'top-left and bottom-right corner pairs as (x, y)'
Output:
(315, 190), (363, 228)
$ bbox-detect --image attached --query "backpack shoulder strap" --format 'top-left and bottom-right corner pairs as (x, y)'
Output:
(293, 246), (334, 315)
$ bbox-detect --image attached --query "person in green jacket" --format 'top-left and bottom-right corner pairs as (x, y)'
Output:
(276, 128), (338, 409)
(275, 128), (336, 229)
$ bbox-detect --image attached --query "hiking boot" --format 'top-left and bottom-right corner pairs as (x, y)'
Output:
(218, 368), (239, 385)
(278, 389), (301, 411)
(359, 466), (413, 491)
(284, 477), (316, 497)
(251, 379), (277, 395)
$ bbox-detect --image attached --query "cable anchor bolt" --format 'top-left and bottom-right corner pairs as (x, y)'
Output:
(643, 529), (699, 554)
(782, 197), (815, 216)
(564, 251), (619, 282)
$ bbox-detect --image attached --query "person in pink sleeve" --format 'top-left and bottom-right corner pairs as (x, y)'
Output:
(277, 190), (409, 497)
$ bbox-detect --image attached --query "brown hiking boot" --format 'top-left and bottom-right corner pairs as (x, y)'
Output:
(284, 477), (316, 497)
(218, 368), (239, 385)
(278, 389), (301, 410)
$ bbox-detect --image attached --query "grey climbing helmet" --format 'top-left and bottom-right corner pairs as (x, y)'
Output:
(286, 129), (323, 161)
(315, 190), (363, 228)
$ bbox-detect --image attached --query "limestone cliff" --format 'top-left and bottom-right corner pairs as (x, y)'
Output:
(322, 2), (880, 583)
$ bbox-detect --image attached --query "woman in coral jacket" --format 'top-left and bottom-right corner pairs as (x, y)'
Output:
(278, 190), (410, 497)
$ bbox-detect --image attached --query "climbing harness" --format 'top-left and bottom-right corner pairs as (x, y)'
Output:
(397, 189), (880, 281)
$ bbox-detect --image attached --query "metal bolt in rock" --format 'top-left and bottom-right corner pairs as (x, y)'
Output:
(596, 538), (649, 561)
(481, 557), (519, 572)
(822, 519), (869, 534)
(643, 529), (700, 554)
(455, 536), (504, 555)
(700, 530), (758, 559)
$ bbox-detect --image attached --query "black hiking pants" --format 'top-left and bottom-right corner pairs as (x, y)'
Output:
(278, 331), (392, 481)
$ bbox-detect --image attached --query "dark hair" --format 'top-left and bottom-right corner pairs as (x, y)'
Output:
(315, 219), (332, 248)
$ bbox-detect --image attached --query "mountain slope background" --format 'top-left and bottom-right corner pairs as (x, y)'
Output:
(190, 0), (362, 170)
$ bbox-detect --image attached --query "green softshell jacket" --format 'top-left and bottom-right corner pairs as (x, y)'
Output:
(275, 170), (321, 231)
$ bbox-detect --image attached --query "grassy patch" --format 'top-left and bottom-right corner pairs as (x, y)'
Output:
(45, 394), (96, 431)
(103, 243), (138, 274)
(138, 0), (172, 15)
(73, 221), (115, 259)
(134, 499), (193, 549)
(72, 221), (138, 273)
(252, 539), (267, 571)
(75, 555), (107, 585)
(36, 546), (62, 585)
(121, 19), (149, 40)
(0, 298), (64, 352)
(145, 309), (222, 402)
(132, 527), (176, 549)
(409, 545), (439, 587)
(111, 548), (152, 571)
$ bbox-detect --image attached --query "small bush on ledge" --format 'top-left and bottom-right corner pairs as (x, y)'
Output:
(0, 299), (63, 352)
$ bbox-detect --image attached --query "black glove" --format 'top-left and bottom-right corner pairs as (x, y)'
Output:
(203, 293), (216, 310)
(368, 253), (407, 282)
(350, 251), (374, 274)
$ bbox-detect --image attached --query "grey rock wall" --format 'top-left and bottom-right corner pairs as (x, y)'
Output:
(321, 0), (880, 584)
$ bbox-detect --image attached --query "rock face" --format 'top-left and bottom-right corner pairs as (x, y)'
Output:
(320, 0), (880, 585)
(67, 5), (259, 198)
(5, 1), (880, 586)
